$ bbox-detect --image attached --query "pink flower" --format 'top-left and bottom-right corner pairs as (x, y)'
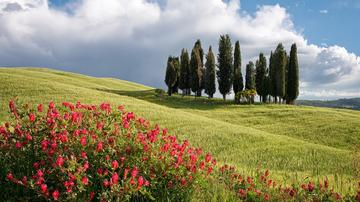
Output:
(37, 104), (43, 112)
(112, 160), (119, 170)
(124, 167), (130, 179)
(80, 136), (87, 146)
(6, 173), (13, 181)
(15, 141), (22, 149)
(83, 161), (89, 171)
(137, 176), (144, 188)
(111, 172), (119, 185)
(131, 166), (138, 178)
(40, 183), (47, 193)
(56, 155), (64, 167)
(49, 102), (55, 109)
(82, 176), (88, 185)
(81, 151), (87, 158)
(29, 113), (36, 122)
(52, 190), (60, 200)
(264, 194), (270, 201)
(96, 142), (103, 152)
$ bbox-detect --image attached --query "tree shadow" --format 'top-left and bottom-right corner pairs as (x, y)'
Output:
(96, 88), (236, 110)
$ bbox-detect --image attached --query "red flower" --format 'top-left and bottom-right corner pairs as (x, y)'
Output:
(83, 161), (89, 171)
(15, 141), (22, 149)
(40, 184), (47, 193)
(81, 151), (87, 158)
(29, 114), (36, 122)
(37, 104), (43, 112)
(180, 177), (186, 186)
(112, 160), (119, 170)
(131, 166), (138, 178)
(264, 194), (270, 201)
(205, 153), (212, 163)
(52, 190), (59, 200)
(112, 172), (119, 185)
(6, 173), (13, 181)
(96, 142), (103, 152)
(308, 182), (315, 192)
(124, 167), (130, 179)
(137, 176), (144, 188)
(80, 136), (87, 146)
(49, 102), (55, 109)
(82, 176), (89, 185)
(56, 155), (64, 167)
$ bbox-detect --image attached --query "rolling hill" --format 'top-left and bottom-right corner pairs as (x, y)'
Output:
(297, 98), (360, 110)
(1, 67), (359, 193)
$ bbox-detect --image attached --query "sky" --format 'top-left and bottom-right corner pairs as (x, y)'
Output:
(0, 0), (359, 100)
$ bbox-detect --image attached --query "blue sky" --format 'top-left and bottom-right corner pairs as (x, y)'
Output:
(1, 0), (360, 99)
(240, 0), (360, 55)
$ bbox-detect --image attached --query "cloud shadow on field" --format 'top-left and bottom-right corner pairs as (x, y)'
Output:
(96, 88), (239, 110)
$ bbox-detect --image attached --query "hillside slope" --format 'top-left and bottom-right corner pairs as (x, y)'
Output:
(1, 68), (359, 190)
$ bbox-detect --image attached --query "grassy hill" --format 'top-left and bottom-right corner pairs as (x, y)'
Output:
(1, 67), (359, 193)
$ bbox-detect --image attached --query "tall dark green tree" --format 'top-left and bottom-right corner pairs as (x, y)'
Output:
(190, 47), (203, 97)
(269, 51), (277, 103)
(205, 46), (216, 98)
(274, 43), (287, 104)
(165, 56), (177, 96)
(233, 41), (243, 95)
(171, 57), (180, 94)
(193, 40), (204, 97)
(286, 43), (299, 104)
(262, 73), (270, 103)
(255, 53), (267, 102)
(179, 49), (191, 95)
(245, 61), (256, 90)
(217, 34), (233, 100)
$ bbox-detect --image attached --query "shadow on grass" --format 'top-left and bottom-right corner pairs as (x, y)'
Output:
(96, 88), (237, 110)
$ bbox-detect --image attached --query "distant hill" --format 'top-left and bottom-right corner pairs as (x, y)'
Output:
(297, 98), (360, 110)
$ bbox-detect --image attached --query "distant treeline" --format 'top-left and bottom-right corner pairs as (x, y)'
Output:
(165, 34), (299, 104)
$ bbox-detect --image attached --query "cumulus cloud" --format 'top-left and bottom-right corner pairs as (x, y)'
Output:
(0, 0), (359, 99)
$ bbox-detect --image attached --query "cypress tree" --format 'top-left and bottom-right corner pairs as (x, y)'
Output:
(171, 57), (180, 94)
(205, 46), (216, 98)
(233, 41), (243, 95)
(286, 43), (299, 104)
(164, 56), (177, 96)
(194, 40), (204, 97)
(255, 53), (267, 102)
(274, 43), (287, 103)
(217, 34), (233, 100)
(262, 74), (270, 103)
(190, 47), (202, 97)
(269, 52), (277, 103)
(179, 49), (191, 95)
(245, 61), (256, 90)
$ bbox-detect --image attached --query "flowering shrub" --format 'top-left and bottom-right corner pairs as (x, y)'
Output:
(218, 164), (360, 201)
(0, 100), (215, 201)
(1, 100), (359, 201)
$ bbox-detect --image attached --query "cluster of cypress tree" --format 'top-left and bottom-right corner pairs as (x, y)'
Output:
(164, 35), (299, 104)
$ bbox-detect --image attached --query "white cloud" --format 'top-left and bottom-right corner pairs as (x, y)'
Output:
(0, 0), (359, 100)
(319, 9), (328, 14)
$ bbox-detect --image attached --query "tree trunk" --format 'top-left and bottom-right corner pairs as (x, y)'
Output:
(223, 94), (226, 100)
(274, 96), (278, 104)
(168, 88), (172, 96)
(209, 94), (213, 99)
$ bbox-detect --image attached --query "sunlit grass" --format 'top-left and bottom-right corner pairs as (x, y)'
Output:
(0, 67), (359, 195)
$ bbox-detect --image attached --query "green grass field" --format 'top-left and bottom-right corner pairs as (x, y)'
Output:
(1, 67), (359, 194)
